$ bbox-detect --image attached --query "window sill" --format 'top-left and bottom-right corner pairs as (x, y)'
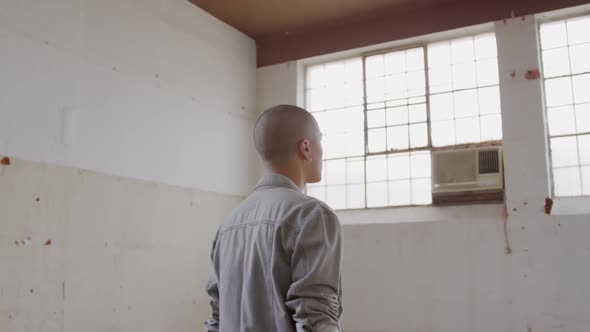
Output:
(551, 196), (590, 216)
(335, 203), (505, 225)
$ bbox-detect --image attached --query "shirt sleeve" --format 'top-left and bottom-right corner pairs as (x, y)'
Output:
(285, 204), (344, 332)
(204, 230), (220, 332)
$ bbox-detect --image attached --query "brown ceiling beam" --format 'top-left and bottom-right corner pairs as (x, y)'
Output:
(256, 0), (590, 67)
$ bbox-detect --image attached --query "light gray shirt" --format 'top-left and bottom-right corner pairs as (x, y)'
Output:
(205, 173), (343, 332)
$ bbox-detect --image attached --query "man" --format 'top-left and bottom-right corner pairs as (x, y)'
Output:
(205, 105), (343, 331)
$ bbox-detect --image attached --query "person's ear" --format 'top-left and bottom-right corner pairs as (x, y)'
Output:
(299, 139), (311, 162)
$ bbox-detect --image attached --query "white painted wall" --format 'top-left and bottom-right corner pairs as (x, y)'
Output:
(257, 11), (590, 332)
(0, 1), (258, 331)
(0, 0), (258, 197)
(256, 62), (301, 112)
(0, 158), (242, 332)
(255, 61), (305, 177)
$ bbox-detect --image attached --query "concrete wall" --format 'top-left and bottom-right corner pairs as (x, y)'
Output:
(0, 0), (258, 197)
(0, 159), (242, 332)
(257, 12), (590, 332)
(340, 212), (590, 332)
(0, 0), (256, 331)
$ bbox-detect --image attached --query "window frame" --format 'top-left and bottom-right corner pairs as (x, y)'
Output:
(538, 13), (590, 199)
(304, 27), (502, 210)
(361, 44), (433, 157)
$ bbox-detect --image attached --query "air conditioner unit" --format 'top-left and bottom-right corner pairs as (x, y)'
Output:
(432, 146), (504, 204)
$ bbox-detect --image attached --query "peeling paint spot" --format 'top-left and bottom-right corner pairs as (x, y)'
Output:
(30, 288), (34, 294)
(44, 239), (52, 246)
(155, 73), (159, 79)
(524, 201), (528, 206)
(527, 324), (533, 332)
(9, 314), (12, 320)
(544, 197), (554, 215)
(21, 237), (32, 246)
(521, 226), (525, 230)
(62, 280), (66, 300)
(35, 197), (40, 202)
(128, 305), (132, 310)
(513, 208), (517, 212)
(510, 70), (516, 78)
(525, 69), (540, 80)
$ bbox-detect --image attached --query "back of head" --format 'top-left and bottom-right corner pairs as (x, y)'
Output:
(254, 105), (319, 164)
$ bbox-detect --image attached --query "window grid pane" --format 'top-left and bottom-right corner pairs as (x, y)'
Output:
(306, 32), (502, 209)
(306, 58), (367, 209)
(428, 33), (502, 147)
(366, 47), (429, 156)
(541, 15), (590, 198)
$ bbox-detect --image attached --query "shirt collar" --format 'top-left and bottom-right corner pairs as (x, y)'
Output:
(254, 173), (302, 192)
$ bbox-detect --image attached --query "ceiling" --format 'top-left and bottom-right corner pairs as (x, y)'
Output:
(189, 0), (590, 67)
(189, 0), (449, 40)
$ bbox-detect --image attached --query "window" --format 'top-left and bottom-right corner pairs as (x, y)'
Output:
(540, 15), (590, 197)
(306, 33), (502, 209)
(305, 59), (366, 209)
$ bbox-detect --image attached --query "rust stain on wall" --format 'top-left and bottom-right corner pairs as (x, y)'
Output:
(0, 157), (10, 165)
(525, 69), (540, 80)
(544, 197), (553, 215)
(503, 204), (512, 254)
(44, 239), (52, 246)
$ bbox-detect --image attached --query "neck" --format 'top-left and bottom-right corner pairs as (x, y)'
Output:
(265, 163), (305, 191)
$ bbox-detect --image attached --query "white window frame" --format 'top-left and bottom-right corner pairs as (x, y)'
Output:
(538, 12), (590, 199)
(304, 26), (503, 210)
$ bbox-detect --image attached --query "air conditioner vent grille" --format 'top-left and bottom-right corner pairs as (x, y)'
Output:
(479, 150), (500, 174)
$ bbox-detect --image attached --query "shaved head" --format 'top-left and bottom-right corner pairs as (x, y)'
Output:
(254, 105), (320, 164)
